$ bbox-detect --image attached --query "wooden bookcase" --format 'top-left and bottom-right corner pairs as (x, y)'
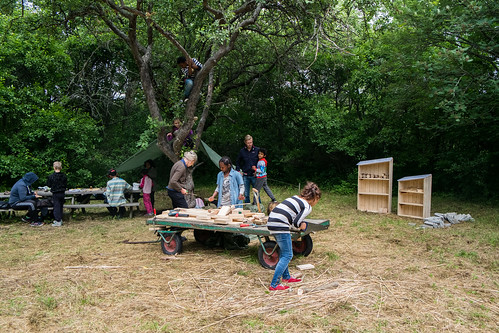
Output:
(357, 157), (393, 213)
(397, 174), (432, 219)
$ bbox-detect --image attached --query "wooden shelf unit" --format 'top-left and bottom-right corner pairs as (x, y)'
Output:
(397, 174), (432, 219)
(357, 157), (393, 214)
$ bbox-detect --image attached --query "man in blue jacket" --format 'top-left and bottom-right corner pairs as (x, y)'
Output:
(9, 172), (46, 226)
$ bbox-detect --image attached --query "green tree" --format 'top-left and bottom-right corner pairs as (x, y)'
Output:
(0, 8), (102, 187)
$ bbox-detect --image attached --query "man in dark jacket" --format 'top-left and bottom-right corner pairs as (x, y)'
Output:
(236, 134), (259, 204)
(9, 172), (46, 226)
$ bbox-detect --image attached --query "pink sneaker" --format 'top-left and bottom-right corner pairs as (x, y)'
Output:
(269, 284), (290, 291)
(282, 277), (302, 283)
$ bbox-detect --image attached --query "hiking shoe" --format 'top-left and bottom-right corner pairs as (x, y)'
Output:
(22, 216), (32, 223)
(269, 284), (289, 291)
(51, 220), (62, 227)
(30, 221), (44, 227)
(282, 277), (302, 283)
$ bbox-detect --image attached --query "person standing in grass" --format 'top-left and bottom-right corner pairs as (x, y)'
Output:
(266, 181), (321, 291)
(143, 159), (157, 209)
(139, 168), (154, 216)
(167, 151), (197, 209)
(47, 161), (67, 227)
(236, 134), (259, 204)
(208, 156), (245, 208)
(253, 148), (277, 202)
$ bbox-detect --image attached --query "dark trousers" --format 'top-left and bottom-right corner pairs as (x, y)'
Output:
(107, 206), (126, 218)
(150, 191), (155, 209)
(52, 192), (65, 221)
(255, 177), (276, 201)
(12, 200), (39, 220)
(167, 189), (188, 209)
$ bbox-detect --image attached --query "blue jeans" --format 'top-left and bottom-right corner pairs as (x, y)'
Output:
(184, 78), (194, 98)
(243, 175), (258, 204)
(270, 233), (293, 287)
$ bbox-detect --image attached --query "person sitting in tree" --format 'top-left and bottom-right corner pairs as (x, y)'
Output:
(177, 56), (202, 100)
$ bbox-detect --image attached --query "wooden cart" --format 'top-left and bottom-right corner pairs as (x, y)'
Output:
(146, 216), (330, 269)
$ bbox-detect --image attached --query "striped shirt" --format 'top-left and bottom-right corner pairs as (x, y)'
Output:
(105, 177), (132, 207)
(266, 196), (312, 234)
(181, 58), (202, 79)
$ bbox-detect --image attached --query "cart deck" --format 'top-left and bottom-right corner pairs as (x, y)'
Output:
(146, 216), (330, 269)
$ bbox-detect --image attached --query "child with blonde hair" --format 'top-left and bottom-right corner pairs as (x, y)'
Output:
(47, 161), (67, 227)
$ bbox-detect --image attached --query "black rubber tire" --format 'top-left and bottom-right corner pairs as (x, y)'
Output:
(258, 241), (280, 270)
(193, 229), (216, 245)
(292, 234), (313, 257)
(160, 233), (183, 255)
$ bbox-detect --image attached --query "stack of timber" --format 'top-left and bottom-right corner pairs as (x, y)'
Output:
(154, 207), (268, 226)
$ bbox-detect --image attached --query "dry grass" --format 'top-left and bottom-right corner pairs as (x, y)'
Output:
(0, 188), (498, 332)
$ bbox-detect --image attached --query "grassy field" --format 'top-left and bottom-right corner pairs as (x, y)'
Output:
(0, 186), (498, 332)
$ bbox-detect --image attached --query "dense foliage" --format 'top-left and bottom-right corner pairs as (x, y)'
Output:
(0, 0), (497, 198)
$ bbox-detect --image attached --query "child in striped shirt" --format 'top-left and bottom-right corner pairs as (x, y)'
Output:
(266, 182), (321, 291)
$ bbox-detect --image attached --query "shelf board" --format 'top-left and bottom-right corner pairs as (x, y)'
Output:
(399, 190), (424, 194)
(359, 178), (390, 181)
(398, 213), (424, 219)
(398, 202), (423, 207)
(358, 192), (390, 196)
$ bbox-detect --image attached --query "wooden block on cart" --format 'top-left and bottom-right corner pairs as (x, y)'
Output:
(228, 214), (245, 222)
(217, 206), (231, 216)
(213, 217), (231, 224)
(253, 218), (267, 225)
(149, 226), (166, 231)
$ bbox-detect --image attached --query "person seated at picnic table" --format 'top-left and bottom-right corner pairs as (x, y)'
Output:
(104, 169), (132, 219)
(8, 172), (48, 226)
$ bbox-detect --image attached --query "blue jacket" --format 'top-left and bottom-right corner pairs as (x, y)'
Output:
(9, 172), (39, 205)
(215, 169), (244, 208)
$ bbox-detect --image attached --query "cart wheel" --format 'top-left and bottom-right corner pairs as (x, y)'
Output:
(193, 229), (216, 245)
(258, 241), (280, 270)
(160, 233), (183, 255)
(292, 234), (313, 257)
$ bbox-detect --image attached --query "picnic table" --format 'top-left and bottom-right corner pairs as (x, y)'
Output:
(146, 214), (330, 269)
(0, 188), (141, 218)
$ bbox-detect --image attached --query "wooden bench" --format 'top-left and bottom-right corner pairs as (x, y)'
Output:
(64, 202), (140, 218)
(0, 207), (53, 219)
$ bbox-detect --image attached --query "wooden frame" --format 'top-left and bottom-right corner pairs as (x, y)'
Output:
(357, 157), (393, 213)
(397, 174), (432, 219)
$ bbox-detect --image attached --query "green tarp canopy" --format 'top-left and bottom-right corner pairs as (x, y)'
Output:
(116, 140), (221, 173)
